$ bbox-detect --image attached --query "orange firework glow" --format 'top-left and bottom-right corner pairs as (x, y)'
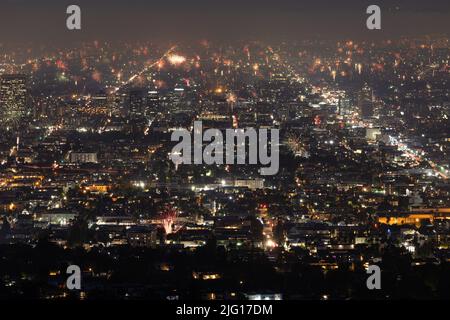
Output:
(167, 54), (186, 66)
(226, 92), (237, 104)
(56, 60), (67, 71)
(159, 206), (182, 235)
(92, 70), (102, 82)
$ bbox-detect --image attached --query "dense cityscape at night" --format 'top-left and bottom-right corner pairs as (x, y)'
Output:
(0, 0), (450, 307)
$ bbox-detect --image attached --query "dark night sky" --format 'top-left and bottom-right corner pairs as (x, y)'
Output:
(0, 0), (449, 44)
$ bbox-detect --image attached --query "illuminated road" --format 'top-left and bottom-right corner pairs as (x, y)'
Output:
(389, 135), (448, 179)
(111, 45), (177, 93)
(345, 116), (449, 181)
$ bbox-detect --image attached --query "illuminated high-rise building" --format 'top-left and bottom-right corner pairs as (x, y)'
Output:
(0, 74), (28, 127)
(358, 83), (373, 119)
(128, 89), (145, 118)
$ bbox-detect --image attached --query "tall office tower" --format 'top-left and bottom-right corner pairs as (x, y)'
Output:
(147, 89), (160, 112)
(0, 74), (28, 127)
(106, 92), (119, 116)
(338, 97), (352, 115)
(91, 91), (108, 109)
(128, 89), (145, 118)
(358, 83), (373, 119)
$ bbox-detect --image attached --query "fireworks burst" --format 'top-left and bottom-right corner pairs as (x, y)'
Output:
(167, 54), (186, 66)
(286, 132), (308, 158)
(91, 70), (102, 82)
(226, 92), (237, 104)
(159, 206), (182, 234)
